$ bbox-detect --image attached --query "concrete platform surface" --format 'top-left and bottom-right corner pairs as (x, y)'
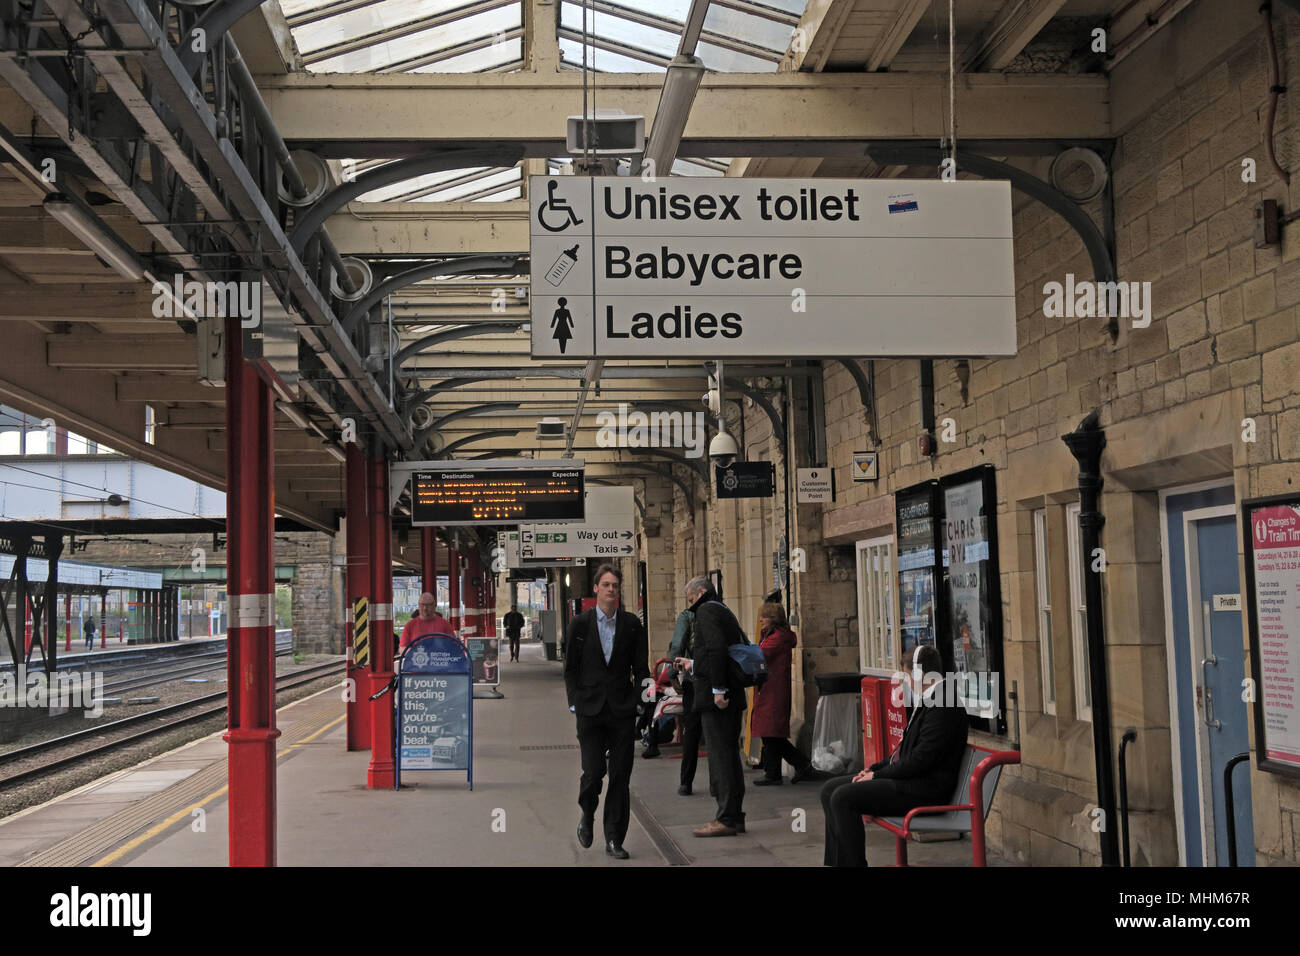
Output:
(3, 642), (1003, 867)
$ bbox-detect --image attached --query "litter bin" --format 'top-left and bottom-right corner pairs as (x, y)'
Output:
(810, 672), (865, 775)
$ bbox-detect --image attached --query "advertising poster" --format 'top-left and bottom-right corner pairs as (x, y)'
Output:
(943, 476), (999, 721)
(397, 635), (473, 787)
(896, 486), (939, 654)
(467, 638), (501, 686)
(1245, 498), (1300, 775)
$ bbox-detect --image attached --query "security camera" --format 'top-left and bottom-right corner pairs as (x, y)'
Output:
(709, 431), (739, 468)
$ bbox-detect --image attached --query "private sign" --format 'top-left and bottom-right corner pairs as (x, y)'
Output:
(529, 176), (1016, 360)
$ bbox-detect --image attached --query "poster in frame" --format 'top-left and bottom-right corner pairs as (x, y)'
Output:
(1242, 493), (1300, 779)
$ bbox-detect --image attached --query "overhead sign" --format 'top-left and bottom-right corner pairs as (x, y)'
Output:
(498, 530), (588, 568)
(519, 486), (637, 558)
(409, 463), (585, 526)
(529, 176), (1015, 359)
(797, 468), (834, 503)
(851, 451), (879, 482)
(715, 461), (776, 499)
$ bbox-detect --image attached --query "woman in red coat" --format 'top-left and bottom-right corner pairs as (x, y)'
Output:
(751, 602), (822, 786)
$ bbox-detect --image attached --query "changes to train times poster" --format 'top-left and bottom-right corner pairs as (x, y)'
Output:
(1245, 496), (1300, 777)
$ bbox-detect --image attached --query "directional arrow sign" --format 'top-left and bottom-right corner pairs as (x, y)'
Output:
(520, 526), (636, 559)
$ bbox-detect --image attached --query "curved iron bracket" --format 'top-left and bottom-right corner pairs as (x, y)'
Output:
(343, 255), (523, 334)
(599, 462), (695, 516)
(438, 429), (526, 456)
(394, 321), (525, 369)
(289, 147), (526, 254)
(619, 446), (709, 483)
(865, 145), (1119, 339)
(414, 401), (522, 450)
(724, 377), (783, 440)
(402, 375), (499, 413)
(832, 359), (879, 446)
(177, 0), (267, 77)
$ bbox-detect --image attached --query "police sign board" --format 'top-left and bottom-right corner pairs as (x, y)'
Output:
(529, 176), (1015, 359)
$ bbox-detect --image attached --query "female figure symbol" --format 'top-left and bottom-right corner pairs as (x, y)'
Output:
(551, 297), (575, 354)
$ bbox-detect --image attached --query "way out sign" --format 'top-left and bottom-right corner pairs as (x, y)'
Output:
(529, 176), (1015, 359)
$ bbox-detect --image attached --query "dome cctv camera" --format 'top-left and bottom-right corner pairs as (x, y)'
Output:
(709, 432), (739, 467)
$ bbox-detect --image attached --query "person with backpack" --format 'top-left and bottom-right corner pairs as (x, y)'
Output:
(751, 602), (823, 786)
(674, 575), (749, 837)
(662, 603), (703, 793)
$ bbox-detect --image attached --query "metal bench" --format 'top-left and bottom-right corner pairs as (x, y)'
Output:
(863, 744), (1020, 866)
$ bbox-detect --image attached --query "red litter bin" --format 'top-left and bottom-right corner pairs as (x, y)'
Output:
(861, 676), (886, 767)
(881, 675), (907, 758)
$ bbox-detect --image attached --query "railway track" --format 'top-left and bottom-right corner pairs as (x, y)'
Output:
(0, 660), (344, 789)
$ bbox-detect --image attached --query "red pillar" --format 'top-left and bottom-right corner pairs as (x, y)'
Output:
(464, 547), (483, 638)
(366, 453), (396, 788)
(447, 539), (461, 635)
(421, 527), (437, 597)
(223, 315), (280, 868)
(345, 443), (371, 751)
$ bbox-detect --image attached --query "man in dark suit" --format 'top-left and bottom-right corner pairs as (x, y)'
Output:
(819, 643), (969, 866)
(563, 564), (650, 860)
(675, 575), (749, 837)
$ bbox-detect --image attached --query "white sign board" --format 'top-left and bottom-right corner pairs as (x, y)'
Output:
(796, 468), (834, 504)
(851, 451), (879, 482)
(529, 176), (1015, 359)
(520, 486), (636, 559)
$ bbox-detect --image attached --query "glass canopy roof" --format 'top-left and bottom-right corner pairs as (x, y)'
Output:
(283, 0), (809, 74)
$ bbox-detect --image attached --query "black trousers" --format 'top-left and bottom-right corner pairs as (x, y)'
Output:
(576, 704), (636, 844)
(679, 708), (702, 787)
(701, 705), (745, 828)
(820, 774), (942, 867)
(760, 736), (810, 779)
(507, 633), (521, 660)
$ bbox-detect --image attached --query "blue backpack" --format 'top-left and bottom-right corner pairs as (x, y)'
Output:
(705, 602), (768, 687)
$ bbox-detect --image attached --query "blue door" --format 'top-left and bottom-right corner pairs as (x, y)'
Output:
(1165, 487), (1254, 866)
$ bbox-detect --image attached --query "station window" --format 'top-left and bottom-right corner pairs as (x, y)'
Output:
(1065, 502), (1092, 722)
(1033, 508), (1056, 715)
(855, 536), (897, 673)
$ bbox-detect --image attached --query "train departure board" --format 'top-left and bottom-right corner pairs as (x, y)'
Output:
(410, 467), (585, 525)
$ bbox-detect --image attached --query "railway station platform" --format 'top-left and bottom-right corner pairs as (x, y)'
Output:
(0, 642), (998, 867)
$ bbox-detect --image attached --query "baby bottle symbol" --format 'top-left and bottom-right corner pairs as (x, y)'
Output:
(545, 245), (579, 287)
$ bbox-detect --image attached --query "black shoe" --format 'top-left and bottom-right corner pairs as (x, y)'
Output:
(754, 776), (783, 786)
(577, 816), (593, 848)
(605, 841), (629, 859)
(678, 784), (692, 796)
(791, 766), (827, 784)
(642, 747), (660, 758)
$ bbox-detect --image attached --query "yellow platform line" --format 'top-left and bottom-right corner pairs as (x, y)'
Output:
(91, 712), (347, 867)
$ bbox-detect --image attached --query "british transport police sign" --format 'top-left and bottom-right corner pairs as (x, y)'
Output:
(529, 176), (1016, 359)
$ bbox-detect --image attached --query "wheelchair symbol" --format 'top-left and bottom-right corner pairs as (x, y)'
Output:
(537, 179), (584, 232)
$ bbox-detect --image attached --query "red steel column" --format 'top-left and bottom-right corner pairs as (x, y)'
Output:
(223, 315), (280, 867)
(464, 547), (483, 638)
(366, 453), (396, 788)
(345, 443), (371, 751)
(421, 527), (437, 596)
(447, 539), (461, 635)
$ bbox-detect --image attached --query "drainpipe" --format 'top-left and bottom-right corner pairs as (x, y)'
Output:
(1061, 410), (1119, 866)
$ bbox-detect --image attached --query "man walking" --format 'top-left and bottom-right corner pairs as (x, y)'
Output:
(675, 575), (748, 837)
(503, 606), (525, 662)
(563, 564), (650, 860)
(83, 615), (96, 651)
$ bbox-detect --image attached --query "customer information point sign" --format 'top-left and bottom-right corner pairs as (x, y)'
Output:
(529, 176), (1016, 359)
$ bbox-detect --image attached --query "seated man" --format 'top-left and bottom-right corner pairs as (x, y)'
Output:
(819, 644), (968, 867)
(399, 593), (457, 653)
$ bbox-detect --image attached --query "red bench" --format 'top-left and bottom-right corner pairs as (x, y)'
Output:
(863, 744), (1020, 866)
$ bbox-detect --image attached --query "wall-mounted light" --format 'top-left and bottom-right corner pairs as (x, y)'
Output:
(43, 192), (144, 281)
(955, 360), (971, 405)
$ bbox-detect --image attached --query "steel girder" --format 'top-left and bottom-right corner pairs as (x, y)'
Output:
(343, 257), (523, 334)
(0, 0), (409, 448)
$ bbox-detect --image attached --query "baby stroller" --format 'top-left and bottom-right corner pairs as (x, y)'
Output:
(638, 658), (687, 758)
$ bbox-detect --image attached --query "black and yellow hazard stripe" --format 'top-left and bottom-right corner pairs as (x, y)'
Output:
(353, 597), (370, 667)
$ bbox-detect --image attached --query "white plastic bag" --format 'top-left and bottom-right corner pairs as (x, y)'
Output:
(809, 693), (863, 774)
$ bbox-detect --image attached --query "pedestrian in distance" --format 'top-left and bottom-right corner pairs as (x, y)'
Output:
(563, 564), (650, 860)
(750, 602), (824, 786)
(83, 616), (95, 651)
(503, 606), (525, 662)
(819, 644), (968, 867)
(675, 575), (748, 837)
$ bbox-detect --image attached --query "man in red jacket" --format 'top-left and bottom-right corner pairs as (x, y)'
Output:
(399, 593), (457, 652)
